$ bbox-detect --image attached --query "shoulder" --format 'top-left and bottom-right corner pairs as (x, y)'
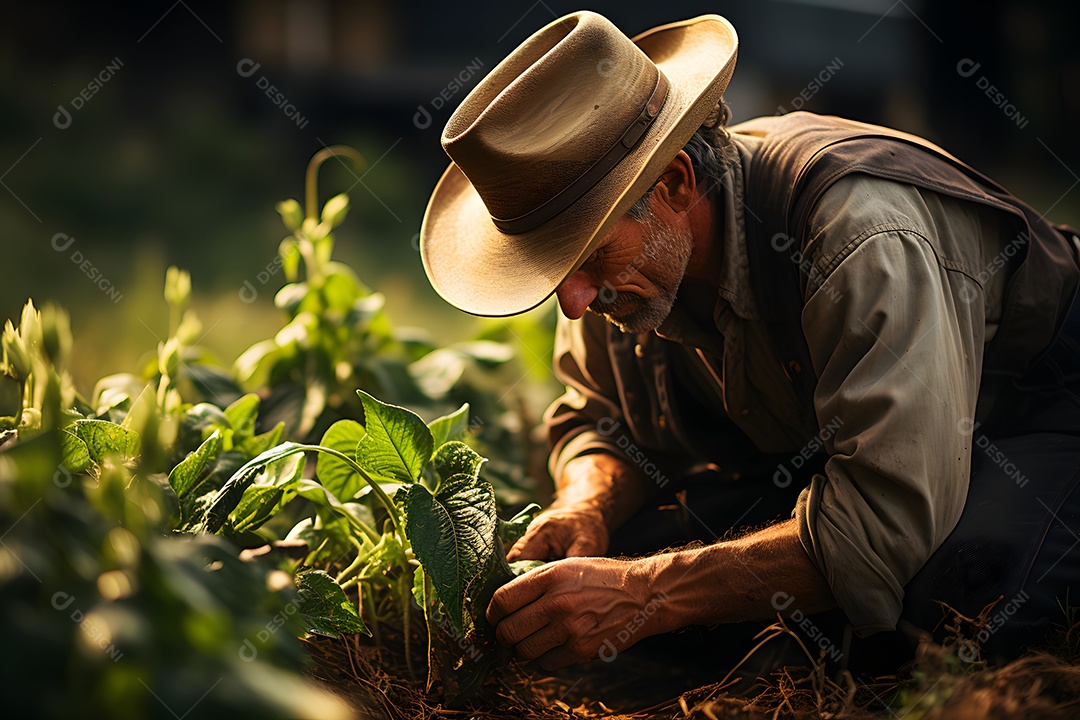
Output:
(803, 174), (999, 284)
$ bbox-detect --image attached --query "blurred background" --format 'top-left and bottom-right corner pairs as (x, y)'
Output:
(2, 0), (1078, 392)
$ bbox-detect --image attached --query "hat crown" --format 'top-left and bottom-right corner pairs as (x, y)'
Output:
(442, 12), (660, 230)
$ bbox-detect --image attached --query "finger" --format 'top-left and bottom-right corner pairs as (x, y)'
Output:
(509, 534), (556, 561)
(512, 622), (571, 662)
(495, 602), (558, 649)
(536, 644), (585, 672)
(486, 569), (552, 626)
(565, 531), (605, 558)
(508, 523), (563, 562)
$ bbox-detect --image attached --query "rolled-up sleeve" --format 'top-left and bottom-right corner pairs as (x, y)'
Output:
(795, 228), (983, 634)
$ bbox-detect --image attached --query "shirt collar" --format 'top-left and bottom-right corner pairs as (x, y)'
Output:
(655, 131), (761, 346)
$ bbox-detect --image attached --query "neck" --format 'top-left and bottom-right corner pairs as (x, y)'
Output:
(676, 192), (722, 328)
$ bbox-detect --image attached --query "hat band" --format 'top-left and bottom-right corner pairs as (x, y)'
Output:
(490, 69), (670, 235)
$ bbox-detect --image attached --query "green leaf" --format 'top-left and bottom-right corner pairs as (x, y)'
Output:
(224, 393), (260, 440)
(200, 442), (307, 534)
(432, 441), (485, 490)
(451, 340), (515, 365)
(412, 565), (427, 609)
(293, 480), (378, 556)
(228, 454), (305, 533)
(91, 373), (147, 417)
(354, 390), (433, 485)
(316, 420), (366, 500)
(182, 403), (231, 438)
(239, 420), (285, 459)
(321, 272), (360, 314)
(428, 403), (470, 448)
(72, 419), (139, 464)
(409, 349), (467, 399)
(509, 559), (546, 576)
(59, 429), (91, 473)
(169, 430), (223, 498)
(498, 503), (541, 547)
(404, 474), (496, 633)
(297, 570), (369, 638)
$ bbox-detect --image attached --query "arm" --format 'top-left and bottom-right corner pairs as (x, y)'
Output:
(794, 223), (985, 633)
(512, 311), (654, 560)
(508, 452), (649, 560)
(490, 518), (834, 670)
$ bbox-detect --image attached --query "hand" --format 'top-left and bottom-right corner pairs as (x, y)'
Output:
(486, 556), (665, 670)
(506, 503), (608, 561)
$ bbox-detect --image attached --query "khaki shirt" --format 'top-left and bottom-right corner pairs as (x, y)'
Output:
(543, 130), (1013, 634)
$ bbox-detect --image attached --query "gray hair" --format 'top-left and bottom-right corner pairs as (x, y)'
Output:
(627, 98), (733, 220)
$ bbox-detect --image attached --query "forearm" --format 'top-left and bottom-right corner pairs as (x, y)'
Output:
(553, 453), (649, 531)
(643, 518), (836, 630)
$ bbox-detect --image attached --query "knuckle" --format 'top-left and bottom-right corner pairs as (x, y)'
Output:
(566, 638), (590, 659)
(495, 620), (516, 647)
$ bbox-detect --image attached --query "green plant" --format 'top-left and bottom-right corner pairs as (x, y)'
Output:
(233, 148), (544, 508)
(0, 144), (557, 715)
(0, 305), (351, 720)
(191, 388), (539, 701)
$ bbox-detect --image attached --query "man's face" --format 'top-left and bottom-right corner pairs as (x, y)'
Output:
(554, 205), (694, 333)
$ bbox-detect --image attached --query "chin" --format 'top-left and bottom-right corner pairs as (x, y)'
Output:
(601, 297), (675, 334)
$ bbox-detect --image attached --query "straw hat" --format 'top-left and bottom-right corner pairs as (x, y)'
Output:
(420, 11), (738, 316)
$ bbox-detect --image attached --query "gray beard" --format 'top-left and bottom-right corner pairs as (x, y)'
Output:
(589, 211), (694, 334)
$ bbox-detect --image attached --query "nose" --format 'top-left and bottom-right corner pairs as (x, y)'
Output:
(555, 269), (599, 320)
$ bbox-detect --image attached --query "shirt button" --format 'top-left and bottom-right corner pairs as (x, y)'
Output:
(634, 343), (645, 358)
(658, 414), (667, 428)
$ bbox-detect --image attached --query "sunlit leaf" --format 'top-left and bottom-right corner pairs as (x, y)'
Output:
(72, 419), (139, 464)
(431, 442), (485, 491)
(450, 340), (515, 365)
(168, 430), (223, 499)
(428, 403), (470, 448)
(239, 420), (285, 458)
(224, 393), (260, 440)
(404, 474), (495, 633)
(276, 198), (303, 230)
(200, 442), (307, 534)
(229, 454), (305, 533)
(296, 570), (369, 638)
(59, 429), (91, 474)
(498, 502), (541, 547)
(354, 390), (433, 485)
(316, 420), (366, 500)
(409, 348), (467, 399)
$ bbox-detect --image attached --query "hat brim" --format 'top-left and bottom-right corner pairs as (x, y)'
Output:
(420, 15), (738, 317)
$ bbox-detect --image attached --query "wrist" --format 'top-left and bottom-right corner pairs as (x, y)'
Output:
(643, 547), (711, 632)
(557, 453), (648, 529)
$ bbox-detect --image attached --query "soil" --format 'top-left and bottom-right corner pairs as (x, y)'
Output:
(302, 617), (1080, 720)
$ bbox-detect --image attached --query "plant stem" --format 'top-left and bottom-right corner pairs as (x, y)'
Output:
(294, 444), (405, 541)
(400, 573), (415, 680)
(335, 539), (371, 585)
(423, 571), (436, 693)
(304, 146), (366, 221)
(364, 585), (381, 647)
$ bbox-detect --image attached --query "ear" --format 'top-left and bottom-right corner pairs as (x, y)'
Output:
(651, 150), (697, 214)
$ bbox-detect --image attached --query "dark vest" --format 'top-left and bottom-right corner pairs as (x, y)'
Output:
(731, 112), (1080, 416)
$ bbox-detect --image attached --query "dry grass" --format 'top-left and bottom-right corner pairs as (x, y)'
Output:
(301, 607), (1080, 720)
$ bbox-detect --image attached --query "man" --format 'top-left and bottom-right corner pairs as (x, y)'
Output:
(420, 11), (1080, 673)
